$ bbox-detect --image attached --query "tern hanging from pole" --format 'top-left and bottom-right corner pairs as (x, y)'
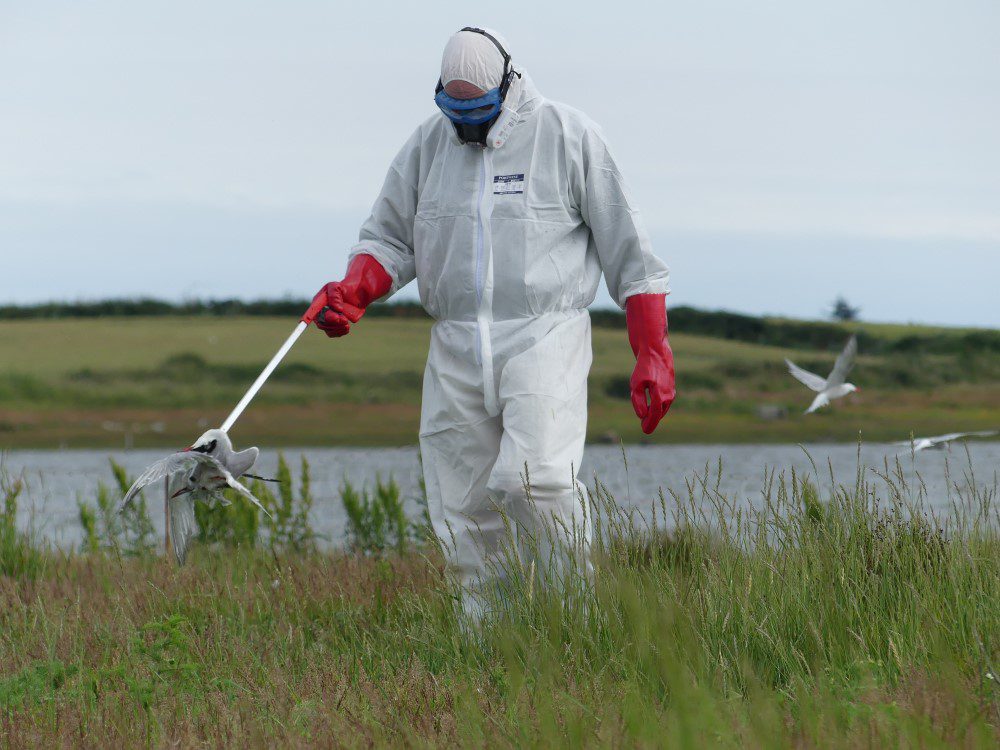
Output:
(116, 295), (329, 563)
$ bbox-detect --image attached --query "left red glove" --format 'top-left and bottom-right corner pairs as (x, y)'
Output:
(313, 254), (393, 338)
(626, 294), (676, 434)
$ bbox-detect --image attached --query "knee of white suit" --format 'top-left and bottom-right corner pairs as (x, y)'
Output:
(484, 469), (528, 505)
(487, 463), (590, 544)
(486, 462), (577, 507)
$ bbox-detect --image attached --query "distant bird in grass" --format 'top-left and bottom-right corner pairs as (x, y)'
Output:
(785, 335), (860, 414)
(116, 429), (272, 563)
(893, 430), (999, 454)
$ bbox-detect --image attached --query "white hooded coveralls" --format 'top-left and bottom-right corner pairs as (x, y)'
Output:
(349, 69), (670, 596)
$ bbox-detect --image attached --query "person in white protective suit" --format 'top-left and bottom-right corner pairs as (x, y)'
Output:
(313, 28), (676, 615)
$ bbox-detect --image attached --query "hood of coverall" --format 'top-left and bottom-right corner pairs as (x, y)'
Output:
(440, 27), (510, 95)
(438, 27), (523, 145)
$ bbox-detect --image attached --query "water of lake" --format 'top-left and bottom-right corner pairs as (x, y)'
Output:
(3, 442), (997, 550)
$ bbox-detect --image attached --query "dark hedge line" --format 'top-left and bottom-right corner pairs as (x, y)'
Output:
(0, 298), (432, 321)
(2, 299), (997, 355)
(593, 306), (1000, 356)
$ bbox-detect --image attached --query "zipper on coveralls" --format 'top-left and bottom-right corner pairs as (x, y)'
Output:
(474, 148), (487, 362)
(474, 147), (498, 415)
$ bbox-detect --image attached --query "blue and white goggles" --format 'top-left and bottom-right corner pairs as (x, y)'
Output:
(434, 87), (503, 126)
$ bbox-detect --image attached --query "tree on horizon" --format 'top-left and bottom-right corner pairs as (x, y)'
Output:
(830, 296), (861, 322)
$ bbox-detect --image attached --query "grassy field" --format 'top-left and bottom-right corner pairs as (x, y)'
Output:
(1, 453), (997, 746)
(1, 315), (998, 448)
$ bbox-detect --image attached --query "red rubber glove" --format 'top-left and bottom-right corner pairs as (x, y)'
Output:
(626, 294), (676, 434)
(313, 255), (393, 337)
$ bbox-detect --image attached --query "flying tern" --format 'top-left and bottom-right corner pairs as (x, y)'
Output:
(785, 335), (860, 414)
(893, 430), (999, 454)
(116, 429), (272, 563)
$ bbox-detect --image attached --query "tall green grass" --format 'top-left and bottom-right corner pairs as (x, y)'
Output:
(78, 459), (157, 557)
(0, 451), (997, 745)
(0, 463), (47, 580)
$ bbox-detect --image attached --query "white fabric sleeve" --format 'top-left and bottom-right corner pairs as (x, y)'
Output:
(347, 132), (421, 296)
(577, 126), (670, 308)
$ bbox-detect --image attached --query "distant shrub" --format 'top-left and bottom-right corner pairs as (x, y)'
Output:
(161, 352), (209, 371)
(159, 354), (258, 385)
(0, 374), (56, 402)
(888, 330), (1000, 355)
(680, 371), (724, 391)
(960, 330), (1000, 353)
(66, 367), (108, 384)
(718, 360), (758, 379)
(601, 375), (631, 400)
(271, 362), (325, 383)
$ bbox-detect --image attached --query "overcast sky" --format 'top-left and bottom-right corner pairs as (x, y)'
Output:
(2, 1), (998, 326)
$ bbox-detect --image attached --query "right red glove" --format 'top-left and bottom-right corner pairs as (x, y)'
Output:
(313, 255), (393, 338)
(626, 293), (676, 434)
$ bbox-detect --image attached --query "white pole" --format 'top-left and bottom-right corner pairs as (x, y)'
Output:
(164, 476), (171, 558)
(218, 293), (327, 434)
(220, 321), (309, 433)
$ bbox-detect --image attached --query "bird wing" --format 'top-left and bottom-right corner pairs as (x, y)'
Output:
(785, 359), (827, 392)
(805, 392), (830, 414)
(116, 452), (218, 513)
(926, 429), (999, 447)
(227, 446), (259, 478)
(215, 467), (273, 519)
(968, 429), (999, 439)
(169, 493), (198, 565)
(892, 430), (998, 453)
(826, 335), (858, 387)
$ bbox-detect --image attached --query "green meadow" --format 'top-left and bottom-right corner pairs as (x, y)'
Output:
(0, 314), (997, 448)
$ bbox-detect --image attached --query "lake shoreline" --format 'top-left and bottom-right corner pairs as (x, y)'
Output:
(6, 442), (998, 551)
(4, 402), (998, 450)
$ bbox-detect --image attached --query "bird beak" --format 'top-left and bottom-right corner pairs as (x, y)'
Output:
(183, 446), (193, 452)
(171, 487), (193, 499)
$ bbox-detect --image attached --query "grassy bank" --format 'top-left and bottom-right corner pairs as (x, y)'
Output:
(1, 315), (998, 447)
(1, 456), (998, 746)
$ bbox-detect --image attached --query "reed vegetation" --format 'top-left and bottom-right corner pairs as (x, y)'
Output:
(0, 452), (997, 746)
